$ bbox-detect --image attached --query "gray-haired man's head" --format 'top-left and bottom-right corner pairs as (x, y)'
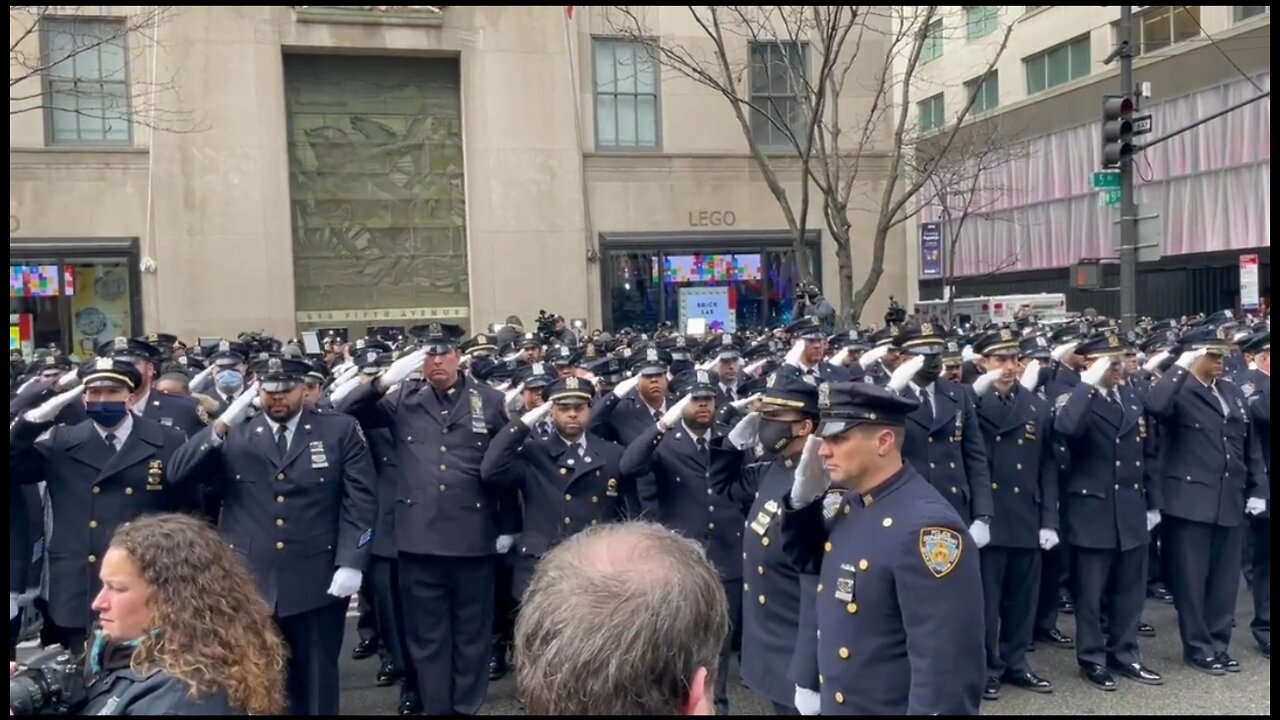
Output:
(515, 522), (728, 716)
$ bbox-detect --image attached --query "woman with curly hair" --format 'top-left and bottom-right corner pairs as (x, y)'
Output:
(78, 513), (288, 715)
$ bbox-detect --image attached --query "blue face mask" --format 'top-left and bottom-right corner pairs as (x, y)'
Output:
(215, 369), (244, 394)
(86, 401), (129, 429)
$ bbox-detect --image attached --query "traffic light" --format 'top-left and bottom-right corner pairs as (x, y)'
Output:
(1070, 259), (1102, 291)
(1101, 95), (1135, 168)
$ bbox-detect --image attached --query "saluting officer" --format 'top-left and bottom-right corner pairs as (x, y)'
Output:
(890, 323), (995, 545)
(1053, 331), (1164, 690)
(9, 358), (188, 653)
(588, 347), (676, 446)
(204, 339), (253, 416)
(618, 369), (747, 715)
(168, 356), (378, 715)
(780, 382), (985, 715)
(783, 317), (853, 382)
(337, 322), (510, 716)
(98, 336), (207, 437)
(969, 328), (1058, 700)
(1146, 325), (1268, 676)
(707, 371), (822, 714)
(856, 325), (900, 386)
(1239, 331), (1270, 659)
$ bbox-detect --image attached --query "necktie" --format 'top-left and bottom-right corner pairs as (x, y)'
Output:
(653, 410), (663, 423)
(276, 425), (290, 459)
(920, 386), (934, 423)
(725, 387), (736, 402)
(696, 437), (708, 454)
(577, 443), (586, 459)
(104, 433), (118, 454)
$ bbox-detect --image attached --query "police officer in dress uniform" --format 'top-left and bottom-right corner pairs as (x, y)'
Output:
(204, 339), (252, 416)
(97, 336), (207, 438)
(892, 323), (995, 542)
(587, 347), (676, 446)
(9, 358), (188, 654)
(780, 382), (985, 715)
(167, 356), (378, 715)
(619, 369), (747, 715)
(707, 333), (745, 405)
(337, 322), (510, 716)
(1146, 325), (1268, 676)
(706, 372), (822, 715)
(858, 325), (900, 386)
(1239, 331), (1270, 659)
(1053, 331), (1165, 690)
(970, 328), (1058, 700)
(784, 317), (853, 382)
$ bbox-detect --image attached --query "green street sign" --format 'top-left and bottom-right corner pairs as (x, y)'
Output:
(1092, 171), (1121, 189)
(1099, 188), (1121, 208)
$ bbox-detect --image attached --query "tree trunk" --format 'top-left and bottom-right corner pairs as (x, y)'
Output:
(833, 235), (854, 328)
(848, 226), (888, 325)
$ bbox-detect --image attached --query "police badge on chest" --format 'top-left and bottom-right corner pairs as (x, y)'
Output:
(834, 563), (857, 603)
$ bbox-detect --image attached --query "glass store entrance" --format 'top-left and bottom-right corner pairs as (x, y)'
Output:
(599, 231), (820, 333)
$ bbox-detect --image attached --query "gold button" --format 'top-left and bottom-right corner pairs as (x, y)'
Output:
(1018, 439), (1024, 446)
(992, 483), (999, 490)
(819, 675), (824, 684)
(757, 565), (764, 575)
(276, 473), (285, 481)
(707, 488), (714, 496)
(761, 537), (770, 547)
(591, 496), (599, 503)
(560, 468), (567, 475)
(1116, 438), (1121, 444)
(1013, 487), (1021, 494)
(844, 505), (851, 515)
(709, 505), (716, 512)
(758, 595), (766, 605)
(88, 555), (97, 564)
(835, 692), (845, 704)
(928, 437), (934, 443)
(996, 436), (1002, 442)
(882, 517), (893, 527)
(824, 541), (833, 553)
(439, 484), (447, 492)
(1016, 463), (1023, 470)
(743, 583), (749, 592)
(564, 517), (572, 525)
(440, 464), (448, 471)
(89, 520), (98, 529)
(276, 519), (284, 527)
(277, 496), (285, 503)
(565, 494), (573, 501)
(709, 522), (717, 531)
(1134, 483), (1141, 490)
(858, 559), (869, 571)
(846, 602), (858, 614)
(92, 486), (101, 495)
(839, 647), (850, 659)
(124, 488), (134, 495)
(1135, 461), (1142, 467)
(276, 541), (284, 550)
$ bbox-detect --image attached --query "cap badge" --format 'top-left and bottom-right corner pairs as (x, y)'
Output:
(921, 323), (934, 335)
(367, 351), (378, 363)
(585, 344), (598, 359)
(646, 348), (658, 362)
(429, 322), (442, 336)
(1107, 334), (1121, 348)
(113, 337), (129, 352)
(566, 377), (580, 390)
(722, 334), (733, 345)
(218, 340), (231, 352)
(147, 333), (159, 342)
(478, 334), (488, 344)
(817, 382), (831, 409)
(696, 369), (709, 385)
(95, 357), (114, 371)
(532, 362), (545, 375)
(268, 358), (283, 373)
(766, 372), (777, 388)
(999, 328), (1014, 342)
(1215, 327), (1227, 340)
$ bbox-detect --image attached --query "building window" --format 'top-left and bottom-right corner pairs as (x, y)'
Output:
(922, 20), (943, 63)
(41, 18), (131, 145)
(10, 257), (139, 356)
(918, 92), (946, 132)
(1121, 6), (1201, 57)
(1024, 34), (1090, 95)
(965, 6), (998, 39)
(965, 72), (999, 114)
(749, 41), (807, 148)
(1233, 6), (1268, 23)
(594, 39), (659, 150)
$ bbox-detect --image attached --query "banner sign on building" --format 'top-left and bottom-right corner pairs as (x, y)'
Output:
(1239, 253), (1260, 311)
(920, 222), (944, 278)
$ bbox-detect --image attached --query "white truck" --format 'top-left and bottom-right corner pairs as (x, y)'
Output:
(913, 293), (1069, 325)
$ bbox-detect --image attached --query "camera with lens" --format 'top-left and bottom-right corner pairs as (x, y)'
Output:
(10, 646), (86, 716)
(535, 310), (558, 343)
(884, 295), (907, 326)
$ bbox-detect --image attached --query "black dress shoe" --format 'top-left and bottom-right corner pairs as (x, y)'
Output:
(1058, 590), (1075, 615)
(376, 661), (400, 687)
(398, 693), (423, 716)
(1004, 669), (1053, 693)
(1260, 641), (1270, 659)
(983, 676), (1002, 700)
(1215, 652), (1241, 673)
(1036, 628), (1075, 648)
(1148, 587), (1174, 604)
(1185, 656), (1226, 676)
(1079, 663), (1117, 691)
(489, 646), (509, 681)
(1108, 661), (1163, 685)
(351, 638), (378, 660)
(1138, 622), (1156, 638)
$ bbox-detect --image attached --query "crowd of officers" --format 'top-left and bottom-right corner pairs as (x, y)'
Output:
(7, 308), (1270, 716)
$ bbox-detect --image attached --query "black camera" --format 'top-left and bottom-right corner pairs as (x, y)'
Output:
(884, 296), (907, 326)
(535, 310), (558, 343)
(10, 646), (86, 716)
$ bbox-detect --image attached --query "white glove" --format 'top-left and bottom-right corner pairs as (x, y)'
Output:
(1248, 361), (1258, 371)
(1038, 528), (1060, 551)
(859, 344), (889, 370)
(520, 401), (552, 429)
(379, 348), (427, 390)
(495, 534), (517, 554)
(887, 355), (924, 393)
(1143, 350), (1171, 374)
(972, 369), (1003, 397)
(22, 385), (84, 424)
(1020, 359), (1042, 392)
(961, 344), (981, 363)
(727, 412), (761, 451)
(504, 382), (526, 408)
(697, 357), (717, 372)
(730, 393), (762, 413)
(794, 685), (821, 716)
(744, 358), (769, 377)
(1051, 341), (1079, 362)
(328, 373), (363, 405)
(789, 435), (830, 509)
(1146, 510), (1161, 532)
(658, 394), (692, 431)
(1176, 348), (1207, 369)
(188, 365), (214, 393)
(783, 339), (805, 369)
(219, 382), (260, 429)
(969, 519), (991, 549)
(326, 567), (362, 598)
(1081, 356), (1112, 388)
(1246, 497), (1267, 516)
(611, 374), (640, 399)
(55, 371), (82, 391)
(333, 361), (361, 385)
(830, 346), (852, 367)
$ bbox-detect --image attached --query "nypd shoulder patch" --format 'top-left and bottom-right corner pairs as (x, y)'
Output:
(1054, 392), (1071, 410)
(919, 526), (963, 579)
(822, 488), (847, 520)
(358, 528), (373, 549)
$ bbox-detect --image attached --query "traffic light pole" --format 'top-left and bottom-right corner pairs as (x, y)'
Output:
(1117, 5), (1138, 334)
